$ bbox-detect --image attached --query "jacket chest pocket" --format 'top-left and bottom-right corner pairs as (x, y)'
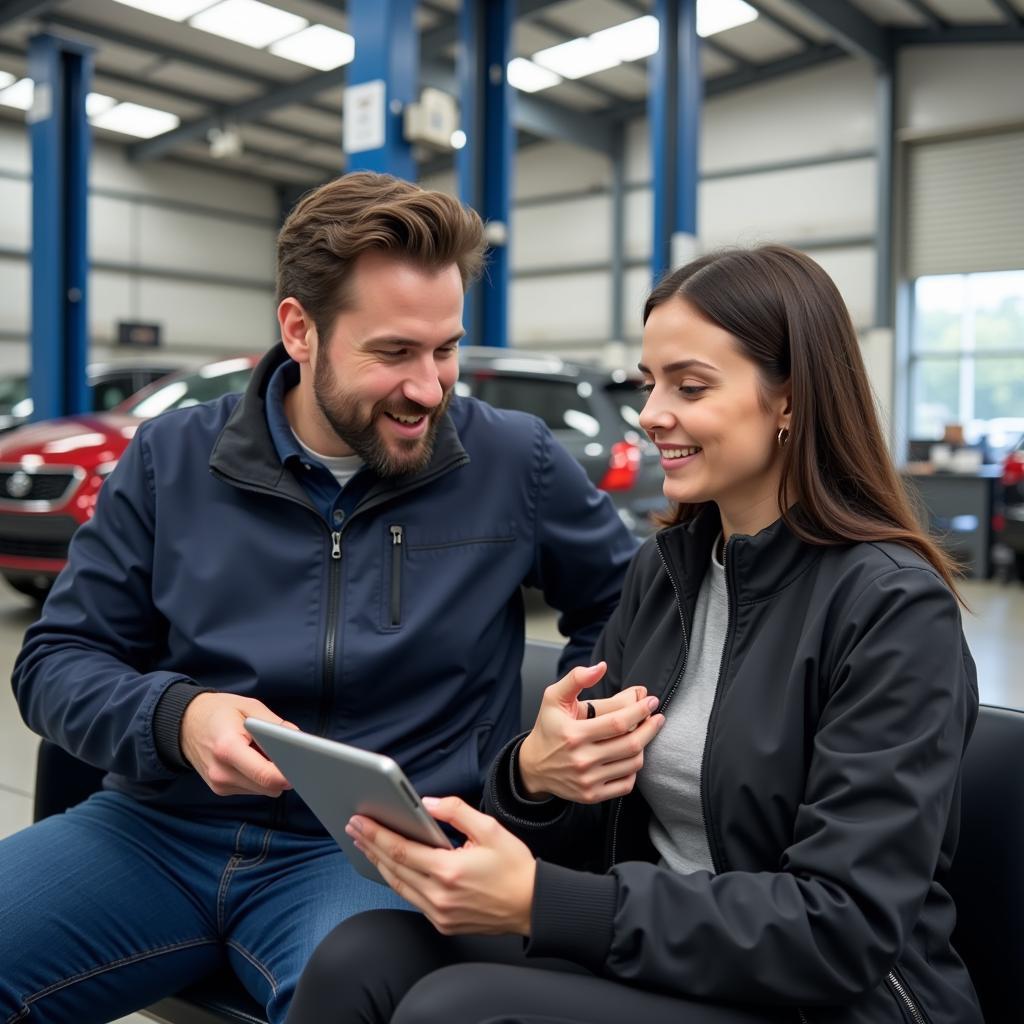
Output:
(379, 522), (517, 631)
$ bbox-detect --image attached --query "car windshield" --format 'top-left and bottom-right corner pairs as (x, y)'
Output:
(126, 358), (254, 419)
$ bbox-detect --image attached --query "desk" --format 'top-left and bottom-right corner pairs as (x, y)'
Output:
(902, 466), (1002, 579)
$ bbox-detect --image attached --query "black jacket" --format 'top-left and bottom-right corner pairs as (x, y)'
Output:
(486, 509), (982, 1024)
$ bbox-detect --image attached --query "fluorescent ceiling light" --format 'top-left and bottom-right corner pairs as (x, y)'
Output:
(86, 92), (117, 117)
(110, 0), (216, 19)
(590, 15), (659, 62)
(532, 37), (621, 80)
(91, 101), (181, 138)
(0, 70), (15, 90)
(269, 24), (354, 70)
(0, 77), (34, 110)
(507, 57), (561, 93)
(190, 0), (307, 48)
(697, 0), (757, 38)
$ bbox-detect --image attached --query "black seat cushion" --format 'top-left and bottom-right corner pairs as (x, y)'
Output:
(945, 704), (1024, 1024)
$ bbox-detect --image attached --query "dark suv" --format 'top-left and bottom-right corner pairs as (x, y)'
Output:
(458, 348), (665, 535)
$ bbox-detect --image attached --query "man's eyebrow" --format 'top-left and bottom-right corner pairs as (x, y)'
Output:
(636, 359), (720, 374)
(364, 332), (466, 347)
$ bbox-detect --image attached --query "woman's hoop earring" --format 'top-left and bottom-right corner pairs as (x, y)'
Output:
(777, 427), (790, 449)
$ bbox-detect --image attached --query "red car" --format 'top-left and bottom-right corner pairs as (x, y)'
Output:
(0, 356), (258, 604)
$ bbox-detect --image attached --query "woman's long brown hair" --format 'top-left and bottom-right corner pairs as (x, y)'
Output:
(645, 244), (964, 604)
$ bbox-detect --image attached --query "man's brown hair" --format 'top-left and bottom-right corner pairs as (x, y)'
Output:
(276, 171), (486, 340)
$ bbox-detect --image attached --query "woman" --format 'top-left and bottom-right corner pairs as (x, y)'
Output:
(286, 246), (982, 1024)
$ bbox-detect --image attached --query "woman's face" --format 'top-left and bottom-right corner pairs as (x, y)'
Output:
(638, 297), (789, 531)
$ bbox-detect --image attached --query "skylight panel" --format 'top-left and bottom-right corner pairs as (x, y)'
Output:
(507, 57), (561, 93)
(697, 0), (757, 38)
(589, 15), (659, 62)
(269, 24), (355, 70)
(189, 0), (308, 49)
(0, 78), (33, 110)
(110, 0), (216, 19)
(532, 37), (622, 80)
(91, 102), (181, 138)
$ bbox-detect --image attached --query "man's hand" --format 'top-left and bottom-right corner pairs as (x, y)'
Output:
(180, 693), (295, 798)
(348, 797), (536, 936)
(518, 662), (664, 803)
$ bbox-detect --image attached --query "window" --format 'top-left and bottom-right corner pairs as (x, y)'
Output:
(909, 270), (1024, 459)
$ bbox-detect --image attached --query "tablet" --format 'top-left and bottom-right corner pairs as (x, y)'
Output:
(245, 718), (453, 884)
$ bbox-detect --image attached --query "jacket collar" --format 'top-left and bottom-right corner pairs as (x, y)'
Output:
(656, 504), (823, 607)
(209, 343), (469, 504)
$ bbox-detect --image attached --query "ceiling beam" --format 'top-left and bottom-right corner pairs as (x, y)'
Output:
(0, 0), (53, 29)
(892, 23), (1024, 44)
(778, 1), (891, 64)
(128, 65), (349, 161)
(988, 0), (1023, 27)
(899, 0), (947, 32)
(743, 2), (816, 47)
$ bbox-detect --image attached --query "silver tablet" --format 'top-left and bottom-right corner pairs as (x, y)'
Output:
(245, 718), (453, 884)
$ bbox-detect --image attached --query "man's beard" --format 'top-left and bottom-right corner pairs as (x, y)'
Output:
(313, 357), (451, 478)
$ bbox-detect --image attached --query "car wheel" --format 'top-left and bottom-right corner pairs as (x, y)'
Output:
(3, 574), (52, 607)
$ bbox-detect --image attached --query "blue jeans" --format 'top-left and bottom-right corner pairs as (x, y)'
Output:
(0, 791), (409, 1024)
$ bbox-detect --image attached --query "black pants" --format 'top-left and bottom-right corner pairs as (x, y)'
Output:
(286, 910), (793, 1024)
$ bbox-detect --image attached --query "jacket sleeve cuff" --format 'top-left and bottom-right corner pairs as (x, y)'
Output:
(153, 681), (214, 771)
(526, 859), (618, 972)
(486, 735), (569, 827)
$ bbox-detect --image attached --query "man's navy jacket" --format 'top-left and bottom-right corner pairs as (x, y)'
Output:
(13, 346), (638, 833)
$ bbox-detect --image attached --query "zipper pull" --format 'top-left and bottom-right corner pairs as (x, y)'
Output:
(330, 531), (341, 560)
(390, 525), (403, 545)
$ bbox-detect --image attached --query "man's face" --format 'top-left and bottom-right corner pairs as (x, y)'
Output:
(312, 252), (465, 477)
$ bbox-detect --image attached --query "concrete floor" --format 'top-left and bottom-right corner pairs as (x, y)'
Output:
(0, 577), (1021, 1024)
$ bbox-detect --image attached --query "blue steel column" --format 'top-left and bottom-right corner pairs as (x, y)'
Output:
(457, 0), (513, 347)
(875, 62), (895, 328)
(650, 0), (700, 283)
(29, 33), (92, 421)
(344, 0), (416, 179)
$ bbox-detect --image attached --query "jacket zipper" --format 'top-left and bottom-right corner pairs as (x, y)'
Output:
(608, 544), (692, 864)
(316, 530), (342, 735)
(389, 525), (403, 626)
(887, 970), (927, 1024)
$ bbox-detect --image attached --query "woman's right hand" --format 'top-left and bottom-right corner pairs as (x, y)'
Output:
(517, 662), (664, 803)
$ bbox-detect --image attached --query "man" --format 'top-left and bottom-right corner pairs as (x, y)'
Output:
(0, 172), (637, 1024)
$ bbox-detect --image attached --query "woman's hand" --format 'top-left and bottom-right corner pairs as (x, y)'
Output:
(517, 662), (664, 802)
(347, 797), (536, 936)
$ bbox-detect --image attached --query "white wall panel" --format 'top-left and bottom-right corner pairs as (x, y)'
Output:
(807, 247), (876, 330)
(88, 269), (135, 345)
(136, 278), (275, 351)
(624, 60), (874, 183)
(137, 205), (275, 281)
(511, 272), (611, 345)
(514, 142), (610, 200)
(700, 159), (876, 248)
(0, 260), (28, 335)
(623, 265), (655, 340)
(91, 140), (277, 219)
(624, 188), (652, 261)
(900, 46), (1024, 136)
(89, 195), (133, 264)
(512, 195), (610, 270)
(0, 177), (29, 251)
(702, 60), (875, 171)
